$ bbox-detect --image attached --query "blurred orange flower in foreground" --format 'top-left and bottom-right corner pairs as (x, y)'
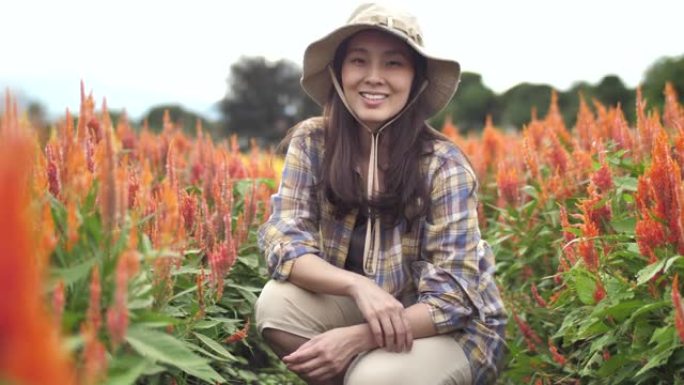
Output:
(0, 94), (75, 384)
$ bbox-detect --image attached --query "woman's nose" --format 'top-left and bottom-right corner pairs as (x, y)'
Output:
(363, 63), (385, 85)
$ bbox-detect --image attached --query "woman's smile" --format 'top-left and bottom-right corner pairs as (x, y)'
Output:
(341, 30), (415, 130)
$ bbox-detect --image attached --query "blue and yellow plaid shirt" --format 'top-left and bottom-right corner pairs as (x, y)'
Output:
(258, 118), (506, 385)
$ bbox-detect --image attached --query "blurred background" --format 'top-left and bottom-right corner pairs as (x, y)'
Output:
(1, 0), (683, 146)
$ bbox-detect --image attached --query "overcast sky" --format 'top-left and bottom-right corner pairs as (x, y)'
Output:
(1, 0), (682, 120)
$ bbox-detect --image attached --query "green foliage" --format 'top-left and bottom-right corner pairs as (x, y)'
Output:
(49, 179), (302, 384)
(488, 141), (684, 384)
(642, 55), (684, 111)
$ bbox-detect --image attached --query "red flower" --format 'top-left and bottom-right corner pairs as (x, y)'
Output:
(225, 318), (250, 344)
(591, 162), (613, 192)
(548, 338), (567, 366)
(531, 283), (548, 308)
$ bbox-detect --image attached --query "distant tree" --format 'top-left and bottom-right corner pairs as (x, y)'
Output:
(642, 55), (684, 112)
(559, 81), (595, 128)
(594, 75), (635, 122)
(141, 104), (214, 136)
(431, 72), (497, 133)
(499, 83), (555, 129)
(219, 56), (321, 146)
(27, 101), (50, 145)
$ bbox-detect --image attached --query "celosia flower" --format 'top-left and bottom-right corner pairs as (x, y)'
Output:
(591, 162), (613, 192)
(87, 266), (102, 332)
(594, 279), (606, 303)
(663, 82), (684, 134)
(511, 310), (542, 352)
(548, 338), (567, 366)
(225, 318), (250, 344)
(635, 215), (666, 263)
(578, 220), (600, 272)
(52, 280), (66, 330)
(181, 192), (197, 233)
(531, 283), (547, 308)
(80, 323), (107, 385)
(496, 161), (521, 206)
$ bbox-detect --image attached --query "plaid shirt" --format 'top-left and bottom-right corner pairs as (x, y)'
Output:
(258, 118), (507, 385)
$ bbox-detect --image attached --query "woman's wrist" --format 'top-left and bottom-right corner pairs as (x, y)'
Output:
(345, 323), (378, 354)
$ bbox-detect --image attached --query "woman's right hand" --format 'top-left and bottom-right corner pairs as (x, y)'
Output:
(348, 275), (413, 353)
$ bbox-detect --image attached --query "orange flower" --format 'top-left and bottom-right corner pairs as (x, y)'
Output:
(87, 266), (102, 332)
(548, 338), (567, 366)
(593, 278), (606, 303)
(511, 309), (542, 351)
(578, 219), (600, 272)
(545, 131), (569, 175)
(635, 215), (666, 263)
(531, 283), (547, 308)
(591, 162), (613, 192)
(0, 95), (75, 384)
(225, 318), (250, 344)
(496, 160), (521, 206)
(53, 280), (66, 330)
(575, 94), (596, 151)
(663, 82), (684, 134)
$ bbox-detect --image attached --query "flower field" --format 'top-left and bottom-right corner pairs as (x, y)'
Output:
(1, 81), (683, 385)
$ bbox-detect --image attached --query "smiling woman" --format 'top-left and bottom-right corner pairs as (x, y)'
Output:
(254, 3), (506, 385)
(340, 30), (416, 131)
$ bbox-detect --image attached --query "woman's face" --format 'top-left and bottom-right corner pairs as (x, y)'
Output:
(341, 30), (415, 131)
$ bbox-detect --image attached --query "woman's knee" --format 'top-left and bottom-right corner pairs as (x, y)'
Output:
(254, 280), (306, 334)
(344, 336), (472, 385)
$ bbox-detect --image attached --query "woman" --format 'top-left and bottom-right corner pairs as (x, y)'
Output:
(255, 4), (506, 385)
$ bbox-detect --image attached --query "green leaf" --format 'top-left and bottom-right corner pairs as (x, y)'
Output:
(614, 176), (638, 192)
(634, 347), (676, 377)
(105, 358), (151, 385)
(125, 326), (225, 383)
(597, 353), (629, 377)
(591, 300), (646, 321)
(51, 258), (97, 285)
(649, 326), (674, 346)
(574, 272), (597, 305)
(636, 259), (667, 286)
(611, 217), (636, 234)
(664, 255), (683, 273)
(193, 332), (237, 361)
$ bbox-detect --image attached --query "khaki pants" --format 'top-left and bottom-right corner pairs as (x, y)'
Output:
(255, 280), (472, 385)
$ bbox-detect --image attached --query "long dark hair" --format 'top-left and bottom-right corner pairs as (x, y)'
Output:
(318, 33), (450, 231)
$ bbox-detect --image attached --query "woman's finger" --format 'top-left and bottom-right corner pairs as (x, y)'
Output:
(367, 316), (384, 348)
(305, 365), (336, 381)
(379, 314), (395, 352)
(390, 312), (406, 352)
(402, 312), (413, 351)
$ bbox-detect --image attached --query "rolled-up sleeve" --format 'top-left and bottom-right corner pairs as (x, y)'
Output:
(414, 157), (485, 334)
(257, 130), (320, 281)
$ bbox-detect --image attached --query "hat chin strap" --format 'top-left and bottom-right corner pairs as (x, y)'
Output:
(327, 65), (428, 276)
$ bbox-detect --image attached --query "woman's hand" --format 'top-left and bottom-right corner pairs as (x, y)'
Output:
(348, 275), (413, 352)
(282, 326), (369, 382)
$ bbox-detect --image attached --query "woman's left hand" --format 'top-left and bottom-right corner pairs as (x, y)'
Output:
(282, 325), (369, 381)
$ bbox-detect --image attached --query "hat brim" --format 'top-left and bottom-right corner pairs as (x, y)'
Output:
(301, 23), (461, 117)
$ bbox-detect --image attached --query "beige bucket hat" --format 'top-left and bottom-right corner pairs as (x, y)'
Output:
(301, 3), (461, 117)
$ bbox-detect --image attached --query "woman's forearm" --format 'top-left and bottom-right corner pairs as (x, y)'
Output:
(346, 302), (437, 353)
(288, 254), (438, 346)
(288, 253), (363, 296)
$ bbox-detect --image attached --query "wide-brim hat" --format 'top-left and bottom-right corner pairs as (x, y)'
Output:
(301, 3), (461, 117)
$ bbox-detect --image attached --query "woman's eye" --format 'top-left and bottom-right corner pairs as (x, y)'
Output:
(387, 60), (404, 67)
(348, 57), (365, 65)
